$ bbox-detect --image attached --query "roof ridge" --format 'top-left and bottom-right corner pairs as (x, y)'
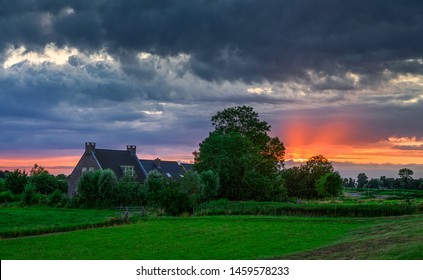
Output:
(95, 148), (130, 152)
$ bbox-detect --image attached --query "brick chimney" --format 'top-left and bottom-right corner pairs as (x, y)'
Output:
(127, 145), (136, 156)
(85, 142), (96, 155)
(154, 158), (161, 169)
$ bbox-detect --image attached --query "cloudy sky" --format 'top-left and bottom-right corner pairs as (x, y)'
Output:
(1, 0), (423, 178)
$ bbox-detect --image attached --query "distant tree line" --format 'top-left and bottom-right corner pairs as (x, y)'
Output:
(0, 164), (68, 206)
(343, 168), (423, 190)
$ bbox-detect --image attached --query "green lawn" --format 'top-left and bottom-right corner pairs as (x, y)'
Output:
(0, 207), (116, 237)
(0, 215), (371, 259)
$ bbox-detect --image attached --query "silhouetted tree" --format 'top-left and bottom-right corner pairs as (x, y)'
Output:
(343, 177), (356, 188)
(398, 168), (414, 189)
(399, 168), (414, 179)
(367, 178), (382, 189)
(357, 173), (368, 188)
(4, 169), (28, 194)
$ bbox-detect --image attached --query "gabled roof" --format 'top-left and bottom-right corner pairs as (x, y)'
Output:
(140, 159), (192, 179)
(180, 163), (193, 172)
(94, 149), (147, 182)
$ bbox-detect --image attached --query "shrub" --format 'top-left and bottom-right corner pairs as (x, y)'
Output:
(267, 174), (288, 202)
(316, 172), (343, 198)
(48, 189), (64, 207)
(56, 174), (68, 193)
(200, 170), (220, 202)
(98, 169), (118, 208)
(29, 172), (58, 195)
(5, 169), (28, 194)
(144, 170), (168, 206)
(0, 190), (14, 203)
(180, 171), (202, 205)
(77, 170), (101, 207)
(0, 178), (5, 192)
(114, 176), (144, 207)
(160, 184), (193, 216)
(23, 183), (38, 205)
(76, 169), (120, 208)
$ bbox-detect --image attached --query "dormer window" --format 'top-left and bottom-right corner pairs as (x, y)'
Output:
(121, 166), (135, 176)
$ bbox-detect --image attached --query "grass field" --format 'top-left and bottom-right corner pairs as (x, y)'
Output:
(1, 206), (422, 260)
(1, 209), (422, 260)
(0, 207), (117, 238)
(0, 215), (370, 259)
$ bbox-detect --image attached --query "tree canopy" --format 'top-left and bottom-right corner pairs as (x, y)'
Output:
(210, 105), (285, 163)
(357, 173), (369, 188)
(195, 106), (286, 201)
(283, 155), (340, 199)
(399, 168), (414, 179)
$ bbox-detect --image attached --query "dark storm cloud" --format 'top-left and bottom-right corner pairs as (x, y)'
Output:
(2, 0), (423, 84)
(1, 0), (423, 176)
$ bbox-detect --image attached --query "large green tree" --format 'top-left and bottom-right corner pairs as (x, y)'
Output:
(195, 106), (286, 201)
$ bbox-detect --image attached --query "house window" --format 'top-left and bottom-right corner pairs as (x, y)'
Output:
(82, 167), (95, 174)
(122, 166), (135, 176)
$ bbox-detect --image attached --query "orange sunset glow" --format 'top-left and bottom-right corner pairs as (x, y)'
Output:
(281, 121), (423, 165)
(0, 156), (80, 175)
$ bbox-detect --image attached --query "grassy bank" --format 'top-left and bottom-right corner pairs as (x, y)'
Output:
(0, 207), (120, 238)
(281, 214), (423, 259)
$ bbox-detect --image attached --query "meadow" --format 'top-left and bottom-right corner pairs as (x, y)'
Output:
(0, 207), (422, 260)
(0, 207), (118, 238)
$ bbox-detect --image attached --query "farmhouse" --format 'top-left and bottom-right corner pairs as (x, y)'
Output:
(67, 142), (192, 197)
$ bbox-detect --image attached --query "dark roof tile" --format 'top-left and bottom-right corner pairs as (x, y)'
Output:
(140, 159), (192, 179)
(94, 149), (147, 182)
